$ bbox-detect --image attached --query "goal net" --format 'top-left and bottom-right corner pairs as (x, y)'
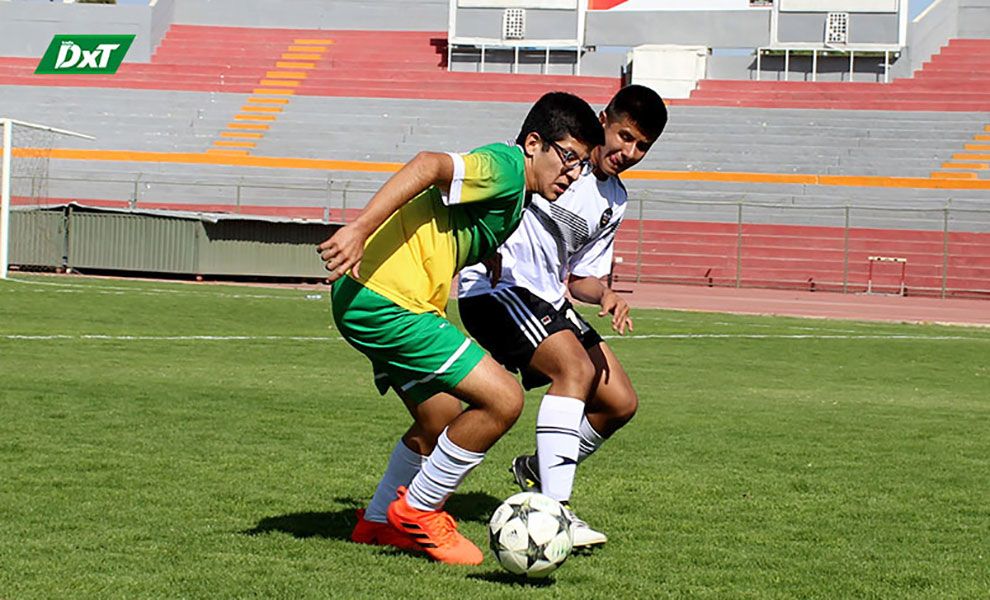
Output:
(1, 118), (93, 278)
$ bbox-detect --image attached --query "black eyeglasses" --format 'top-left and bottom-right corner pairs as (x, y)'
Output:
(547, 140), (592, 176)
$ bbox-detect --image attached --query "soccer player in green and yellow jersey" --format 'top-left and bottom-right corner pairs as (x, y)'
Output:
(318, 92), (603, 565)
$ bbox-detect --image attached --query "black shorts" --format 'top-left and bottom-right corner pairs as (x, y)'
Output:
(458, 286), (603, 390)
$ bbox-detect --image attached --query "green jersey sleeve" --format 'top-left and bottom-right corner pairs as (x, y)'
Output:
(443, 143), (525, 206)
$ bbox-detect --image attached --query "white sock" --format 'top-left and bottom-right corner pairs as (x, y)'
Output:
(406, 428), (485, 512)
(536, 395), (585, 503)
(577, 415), (607, 464)
(364, 439), (427, 523)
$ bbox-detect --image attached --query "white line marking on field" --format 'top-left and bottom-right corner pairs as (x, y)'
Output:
(601, 334), (988, 341)
(634, 316), (878, 333)
(2, 333), (987, 342)
(1, 334), (341, 341)
(2, 277), (322, 302)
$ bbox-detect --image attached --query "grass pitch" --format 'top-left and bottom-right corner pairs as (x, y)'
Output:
(1, 275), (988, 599)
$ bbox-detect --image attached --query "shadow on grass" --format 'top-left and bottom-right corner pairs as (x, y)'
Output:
(444, 491), (503, 523)
(243, 509), (355, 540)
(467, 571), (557, 587)
(571, 544), (604, 556)
(241, 492), (501, 540)
(243, 497), (364, 540)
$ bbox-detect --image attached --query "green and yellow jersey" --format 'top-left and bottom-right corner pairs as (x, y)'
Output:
(351, 142), (527, 316)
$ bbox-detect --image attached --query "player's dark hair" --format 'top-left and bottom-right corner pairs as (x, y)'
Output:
(603, 84), (668, 141)
(515, 91), (604, 149)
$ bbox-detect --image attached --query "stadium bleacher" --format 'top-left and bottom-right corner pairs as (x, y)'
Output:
(685, 39), (990, 113)
(0, 25), (619, 103)
(0, 0), (987, 297)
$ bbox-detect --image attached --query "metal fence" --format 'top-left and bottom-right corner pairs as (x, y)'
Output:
(10, 174), (990, 298)
(619, 197), (990, 299)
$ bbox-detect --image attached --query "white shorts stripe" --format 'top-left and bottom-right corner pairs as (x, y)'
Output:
(499, 288), (549, 338)
(493, 289), (540, 348)
(399, 337), (473, 392)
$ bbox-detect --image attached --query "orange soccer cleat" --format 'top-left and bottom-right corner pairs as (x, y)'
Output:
(351, 508), (423, 552)
(386, 486), (483, 565)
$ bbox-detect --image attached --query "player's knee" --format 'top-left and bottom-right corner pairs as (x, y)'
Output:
(479, 370), (525, 431)
(547, 356), (596, 398)
(402, 428), (438, 455)
(614, 389), (639, 425)
(493, 385), (525, 430)
(596, 385), (638, 428)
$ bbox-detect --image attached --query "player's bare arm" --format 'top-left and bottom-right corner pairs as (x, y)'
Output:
(567, 274), (633, 335)
(483, 251), (503, 286)
(317, 151), (454, 280)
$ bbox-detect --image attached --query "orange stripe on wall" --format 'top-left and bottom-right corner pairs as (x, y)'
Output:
(41, 148), (402, 172)
(932, 171), (978, 180)
(206, 149), (251, 156)
(259, 79), (301, 88)
(221, 132), (264, 139)
(227, 123), (270, 130)
(234, 114), (276, 121)
(622, 170), (816, 185)
(942, 162), (988, 169)
(213, 141), (257, 148)
(616, 169), (990, 189)
(27, 149), (990, 189)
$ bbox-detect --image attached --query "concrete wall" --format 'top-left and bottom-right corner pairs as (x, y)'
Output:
(586, 10), (771, 47)
(172, 0), (448, 31)
(0, 0), (174, 62)
(586, 9), (903, 47)
(453, 7), (578, 39)
(892, 0), (990, 79)
(150, 0), (176, 53)
(894, 0), (959, 77)
(776, 12), (900, 45)
(958, 0), (990, 36)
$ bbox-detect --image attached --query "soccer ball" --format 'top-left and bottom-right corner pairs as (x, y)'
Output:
(488, 492), (574, 578)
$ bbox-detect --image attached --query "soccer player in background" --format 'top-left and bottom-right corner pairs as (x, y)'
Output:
(457, 85), (668, 547)
(318, 92), (604, 565)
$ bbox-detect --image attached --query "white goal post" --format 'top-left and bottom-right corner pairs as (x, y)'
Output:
(1, 118), (94, 279)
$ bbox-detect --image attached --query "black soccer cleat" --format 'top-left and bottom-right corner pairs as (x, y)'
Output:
(509, 454), (541, 493)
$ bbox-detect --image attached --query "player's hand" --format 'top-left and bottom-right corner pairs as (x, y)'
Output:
(317, 223), (367, 282)
(598, 289), (633, 335)
(483, 251), (503, 286)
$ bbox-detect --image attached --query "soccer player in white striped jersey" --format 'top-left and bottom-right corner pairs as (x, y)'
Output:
(457, 85), (667, 547)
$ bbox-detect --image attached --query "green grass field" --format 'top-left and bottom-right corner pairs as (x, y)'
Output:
(1, 275), (988, 599)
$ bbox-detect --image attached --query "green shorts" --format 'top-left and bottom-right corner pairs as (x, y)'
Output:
(331, 276), (485, 404)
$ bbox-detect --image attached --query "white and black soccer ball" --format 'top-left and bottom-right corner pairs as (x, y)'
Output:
(488, 491), (574, 578)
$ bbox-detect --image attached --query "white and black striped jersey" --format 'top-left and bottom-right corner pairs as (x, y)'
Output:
(457, 171), (627, 309)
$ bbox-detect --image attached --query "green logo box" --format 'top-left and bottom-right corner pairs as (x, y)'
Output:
(35, 34), (135, 74)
